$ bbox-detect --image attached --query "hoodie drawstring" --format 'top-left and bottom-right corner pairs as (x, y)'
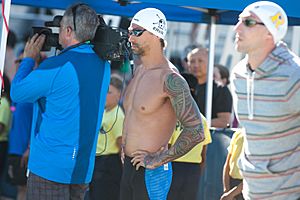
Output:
(247, 65), (255, 120)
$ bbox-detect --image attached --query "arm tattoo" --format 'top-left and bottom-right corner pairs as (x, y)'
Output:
(159, 73), (205, 164)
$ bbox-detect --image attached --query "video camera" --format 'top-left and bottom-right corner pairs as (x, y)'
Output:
(32, 15), (63, 51)
(32, 15), (132, 61)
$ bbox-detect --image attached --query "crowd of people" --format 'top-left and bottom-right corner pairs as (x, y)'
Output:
(0, 1), (299, 200)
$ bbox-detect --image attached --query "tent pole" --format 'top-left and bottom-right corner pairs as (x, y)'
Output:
(205, 15), (216, 127)
(0, 0), (12, 98)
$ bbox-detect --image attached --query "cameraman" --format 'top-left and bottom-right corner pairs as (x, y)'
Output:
(10, 4), (110, 199)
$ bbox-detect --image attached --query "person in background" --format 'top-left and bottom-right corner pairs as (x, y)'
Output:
(181, 44), (201, 73)
(5, 50), (46, 200)
(213, 64), (240, 128)
(168, 114), (211, 200)
(6, 98), (32, 200)
(213, 64), (230, 87)
(0, 74), (12, 197)
(89, 74), (124, 200)
(187, 47), (233, 128)
(221, 129), (244, 200)
(167, 72), (211, 200)
(10, 4), (110, 199)
(232, 1), (300, 199)
(4, 31), (17, 83)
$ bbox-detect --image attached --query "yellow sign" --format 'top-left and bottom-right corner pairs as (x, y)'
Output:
(271, 12), (285, 29)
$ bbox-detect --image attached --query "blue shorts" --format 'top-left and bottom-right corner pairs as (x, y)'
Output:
(120, 156), (172, 200)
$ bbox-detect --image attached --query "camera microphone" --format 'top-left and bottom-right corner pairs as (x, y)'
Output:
(44, 16), (63, 27)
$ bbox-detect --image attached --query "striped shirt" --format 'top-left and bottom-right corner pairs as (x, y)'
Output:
(231, 42), (300, 199)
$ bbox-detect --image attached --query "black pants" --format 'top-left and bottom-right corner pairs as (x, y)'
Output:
(6, 154), (27, 186)
(120, 156), (149, 200)
(167, 162), (201, 200)
(89, 154), (122, 200)
(0, 142), (8, 177)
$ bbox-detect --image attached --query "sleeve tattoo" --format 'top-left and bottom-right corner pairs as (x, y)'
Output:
(161, 73), (205, 163)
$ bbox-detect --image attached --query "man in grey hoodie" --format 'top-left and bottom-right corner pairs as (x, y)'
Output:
(231, 1), (300, 199)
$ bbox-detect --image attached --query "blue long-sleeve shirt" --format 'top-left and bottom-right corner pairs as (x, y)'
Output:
(11, 44), (110, 184)
(8, 102), (33, 156)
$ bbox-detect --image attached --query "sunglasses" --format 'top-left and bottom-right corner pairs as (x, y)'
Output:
(71, 3), (85, 32)
(128, 29), (146, 37)
(242, 18), (264, 27)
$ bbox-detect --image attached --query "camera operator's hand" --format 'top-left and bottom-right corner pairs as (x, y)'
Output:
(23, 33), (46, 61)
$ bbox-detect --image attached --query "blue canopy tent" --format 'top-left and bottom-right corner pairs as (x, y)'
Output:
(1, 0), (300, 125)
(4, 0), (300, 24)
(138, 0), (300, 22)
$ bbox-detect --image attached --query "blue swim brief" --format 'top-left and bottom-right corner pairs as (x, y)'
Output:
(145, 162), (172, 200)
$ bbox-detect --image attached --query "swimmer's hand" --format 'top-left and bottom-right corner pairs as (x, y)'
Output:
(120, 145), (125, 165)
(131, 147), (167, 170)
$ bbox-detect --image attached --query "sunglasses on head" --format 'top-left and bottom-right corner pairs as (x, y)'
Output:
(71, 3), (85, 32)
(128, 29), (146, 37)
(242, 18), (264, 27)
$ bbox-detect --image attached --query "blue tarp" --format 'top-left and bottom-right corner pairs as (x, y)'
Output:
(139, 0), (300, 18)
(5, 0), (300, 25)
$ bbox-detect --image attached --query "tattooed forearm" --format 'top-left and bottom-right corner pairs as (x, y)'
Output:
(168, 126), (203, 157)
(161, 73), (205, 164)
